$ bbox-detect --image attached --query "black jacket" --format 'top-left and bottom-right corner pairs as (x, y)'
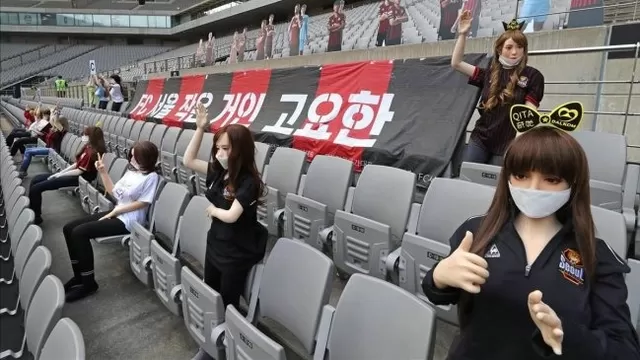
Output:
(422, 216), (640, 360)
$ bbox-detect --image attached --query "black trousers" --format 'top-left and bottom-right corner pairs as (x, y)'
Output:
(62, 211), (129, 277)
(111, 102), (123, 112)
(204, 255), (253, 309)
(29, 173), (79, 217)
(10, 137), (37, 156)
(5, 129), (30, 147)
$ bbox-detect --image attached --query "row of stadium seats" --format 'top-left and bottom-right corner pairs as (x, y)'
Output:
(0, 134), (85, 359)
(1, 97), (638, 359)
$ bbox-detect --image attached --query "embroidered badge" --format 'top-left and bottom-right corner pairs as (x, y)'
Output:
(485, 244), (501, 258)
(517, 76), (528, 88)
(558, 248), (584, 285)
(223, 185), (235, 201)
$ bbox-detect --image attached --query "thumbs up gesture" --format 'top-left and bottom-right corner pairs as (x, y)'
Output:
(432, 231), (490, 293)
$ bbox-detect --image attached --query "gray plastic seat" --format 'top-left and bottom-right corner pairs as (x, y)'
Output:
(124, 121), (145, 156)
(257, 147), (306, 236)
(332, 165), (415, 280)
(627, 259), (639, 330)
(117, 119), (135, 158)
(255, 142), (270, 176)
(398, 178), (495, 325)
(283, 155), (353, 252)
(459, 161), (501, 187)
(192, 132), (213, 195)
(131, 182), (189, 287)
(313, 274), (437, 360)
(174, 130), (195, 191)
(159, 127), (182, 182)
(0, 225), (42, 285)
(1, 194), (29, 244)
(591, 205), (628, 259)
(79, 152), (116, 213)
(0, 246), (51, 316)
(154, 196), (210, 316)
(1, 206), (34, 260)
(86, 158), (127, 215)
(25, 275), (65, 359)
(224, 237), (335, 360)
(39, 318), (86, 360)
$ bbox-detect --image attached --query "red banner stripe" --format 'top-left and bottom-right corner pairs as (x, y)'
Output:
(292, 60), (394, 171)
(163, 75), (206, 128)
(210, 69), (272, 132)
(129, 78), (165, 121)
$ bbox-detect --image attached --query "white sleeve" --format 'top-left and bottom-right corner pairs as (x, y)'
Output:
(136, 173), (159, 204)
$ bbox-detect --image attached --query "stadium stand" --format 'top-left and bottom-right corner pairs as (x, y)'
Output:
(1, 93), (638, 359)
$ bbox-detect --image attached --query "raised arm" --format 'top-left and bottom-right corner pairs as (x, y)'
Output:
(451, 10), (476, 77)
(183, 103), (210, 175)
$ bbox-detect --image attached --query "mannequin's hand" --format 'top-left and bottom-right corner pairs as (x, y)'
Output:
(528, 290), (564, 355)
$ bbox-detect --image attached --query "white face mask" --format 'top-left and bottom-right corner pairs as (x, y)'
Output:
(130, 157), (140, 171)
(81, 135), (89, 143)
(498, 55), (523, 69)
(216, 154), (229, 170)
(509, 183), (571, 219)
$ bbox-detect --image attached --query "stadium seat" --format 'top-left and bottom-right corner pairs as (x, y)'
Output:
(160, 127), (183, 183)
(312, 274), (437, 360)
(1, 207), (35, 260)
(0, 225), (42, 287)
(224, 237), (335, 360)
(1, 180), (25, 228)
(257, 147), (306, 236)
(627, 259), (640, 330)
(23, 275), (65, 359)
(109, 117), (127, 155)
(283, 155), (353, 252)
(131, 182), (190, 287)
(40, 318), (86, 360)
(124, 121), (145, 157)
(396, 178), (494, 325)
(0, 193), (28, 244)
(78, 152), (116, 213)
(331, 165), (416, 280)
(459, 162), (501, 187)
(0, 246), (51, 317)
(117, 119), (135, 158)
(255, 142), (270, 176)
(174, 130), (197, 193)
(592, 205), (628, 259)
(191, 132), (214, 195)
(152, 195), (209, 316)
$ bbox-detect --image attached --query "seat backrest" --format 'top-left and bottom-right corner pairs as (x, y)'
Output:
(572, 131), (626, 185)
(326, 274), (435, 359)
(120, 119), (135, 139)
(302, 155), (353, 219)
(25, 275), (65, 359)
(108, 158), (129, 182)
(101, 152), (117, 173)
(197, 133), (213, 164)
(10, 207), (35, 256)
(255, 142), (270, 174)
(265, 147), (306, 196)
(351, 165), (415, 242)
(175, 130), (193, 158)
(152, 182), (190, 248)
(128, 120), (145, 141)
(20, 246), (52, 312)
(258, 238), (334, 354)
(418, 178), (495, 241)
(39, 318), (85, 360)
(139, 122), (157, 142)
(15, 225), (42, 279)
(161, 127), (181, 153)
(626, 259), (640, 330)
(591, 205), (627, 258)
(178, 196), (211, 269)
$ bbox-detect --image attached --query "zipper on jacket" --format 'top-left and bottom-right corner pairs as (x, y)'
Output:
(524, 264), (531, 277)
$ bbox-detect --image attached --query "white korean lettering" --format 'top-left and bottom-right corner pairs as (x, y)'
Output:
(175, 92), (214, 123)
(262, 94), (308, 135)
(334, 92), (395, 147)
(212, 93), (266, 127)
(294, 93), (342, 140)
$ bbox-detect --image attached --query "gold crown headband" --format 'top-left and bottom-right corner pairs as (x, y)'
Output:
(502, 18), (525, 31)
(509, 101), (584, 133)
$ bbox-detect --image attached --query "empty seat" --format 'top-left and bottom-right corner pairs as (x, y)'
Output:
(224, 238), (335, 360)
(130, 182), (189, 287)
(627, 259), (639, 330)
(192, 132), (213, 195)
(313, 274), (437, 360)
(283, 155), (353, 252)
(174, 130), (195, 190)
(397, 178), (495, 325)
(124, 121), (145, 157)
(24, 275), (65, 359)
(1, 206), (34, 260)
(1, 196), (30, 245)
(153, 196), (210, 316)
(1, 225), (42, 285)
(0, 246), (51, 317)
(459, 162), (501, 187)
(40, 318), (86, 360)
(257, 148), (306, 236)
(117, 119), (136, 158)
(159, 127), (182, 182)
(592, 205), (628, 258)
(332, 165), (415, 280)
(255, 142), (270, 176)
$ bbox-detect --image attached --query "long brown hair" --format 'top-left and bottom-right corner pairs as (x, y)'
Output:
(460, 127), (596, 325)
(209, 124), (266, 204)
(483, 30), (529, 111)
(78, 126), (106, 158)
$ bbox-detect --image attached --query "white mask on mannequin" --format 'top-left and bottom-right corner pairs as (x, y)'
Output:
(216, 154), (229, 170)
(498, 55), (523, 69)
(509, 183), (571, 219)
(81, 135), (89, 143)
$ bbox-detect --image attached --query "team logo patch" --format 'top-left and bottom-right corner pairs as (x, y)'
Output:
(558, 248), (584, 285)
(517, 76), (528, 88)
(223, 185), (235, 201)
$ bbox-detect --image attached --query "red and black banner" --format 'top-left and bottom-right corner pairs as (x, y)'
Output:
(127, 55), (486, 185)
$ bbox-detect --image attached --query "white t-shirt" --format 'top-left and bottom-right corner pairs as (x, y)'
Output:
(110, 84), (124, 103)
(112, 170), (159, 231)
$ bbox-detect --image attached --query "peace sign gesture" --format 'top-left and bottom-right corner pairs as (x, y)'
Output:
(95, 153), (107, 174)
(195, 102), (209, 130)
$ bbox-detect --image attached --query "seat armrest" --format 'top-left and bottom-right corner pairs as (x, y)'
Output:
(312, 304), (336, 360)
(407, 202), (422, 234)
(344, 186), (356, 211)
(623, 163), (640, 209)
